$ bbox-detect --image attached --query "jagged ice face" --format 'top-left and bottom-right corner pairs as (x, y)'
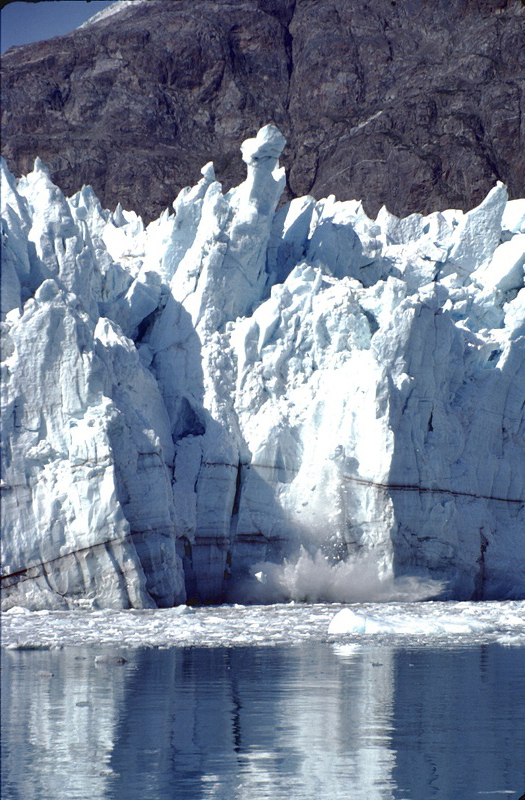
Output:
(1, 124), (524, 610)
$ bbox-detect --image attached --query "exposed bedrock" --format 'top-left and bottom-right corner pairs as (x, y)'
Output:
(1, 0), (524, 223)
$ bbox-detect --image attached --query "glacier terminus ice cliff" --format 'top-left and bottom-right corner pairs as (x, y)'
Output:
(1, 125), (524, 610)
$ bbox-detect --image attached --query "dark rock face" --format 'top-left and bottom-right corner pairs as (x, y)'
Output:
(2, 0), (524, 221)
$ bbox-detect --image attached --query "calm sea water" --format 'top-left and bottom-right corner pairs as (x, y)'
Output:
(2, 641), (524, 800)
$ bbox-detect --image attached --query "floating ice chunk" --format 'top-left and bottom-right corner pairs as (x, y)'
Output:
(2, 601), (524, 649)
(328, 609), (370, 634)
(328, 607), (485, 637)
(93, 654), (127, 665)
(3, 605), (32, 615)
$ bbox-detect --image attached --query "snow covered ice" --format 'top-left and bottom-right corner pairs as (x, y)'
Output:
(1, 124), (524, 611)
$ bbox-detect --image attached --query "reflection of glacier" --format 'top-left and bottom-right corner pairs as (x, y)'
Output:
(273, 644), (396, 799)
(2, 643), (525, 800)
(1, 649), (128, 800)
(1, 123), (524, 609)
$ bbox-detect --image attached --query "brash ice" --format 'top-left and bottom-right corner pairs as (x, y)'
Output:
(1, 125), (524, 609)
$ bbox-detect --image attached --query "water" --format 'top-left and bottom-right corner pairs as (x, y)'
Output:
(2, 603), (525, 799)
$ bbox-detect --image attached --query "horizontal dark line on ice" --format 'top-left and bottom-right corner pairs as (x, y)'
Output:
(2, 479), (522, 589)
(0, 529), (278, 588)
(343, 474), (524, 506)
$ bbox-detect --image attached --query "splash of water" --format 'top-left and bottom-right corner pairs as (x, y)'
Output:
(231, 547), (445, 604)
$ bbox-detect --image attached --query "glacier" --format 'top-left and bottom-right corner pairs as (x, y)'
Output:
(1, 124), (524, 610)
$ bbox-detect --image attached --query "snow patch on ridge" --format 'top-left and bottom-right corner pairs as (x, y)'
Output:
(78, 1), (149, 30)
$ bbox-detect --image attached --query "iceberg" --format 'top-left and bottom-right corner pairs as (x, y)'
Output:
(1, 125), (524, 609)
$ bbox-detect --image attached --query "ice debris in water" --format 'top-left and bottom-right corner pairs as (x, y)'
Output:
(1, 123), (524, 611)
(2, 602), (525, 649)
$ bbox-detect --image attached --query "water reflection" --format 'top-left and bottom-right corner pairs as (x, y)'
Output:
(1, 648), (129, 800)
(391, 646), (525, 799)
(2, 643), (525, 800)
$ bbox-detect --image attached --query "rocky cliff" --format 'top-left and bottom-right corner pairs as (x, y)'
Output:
(1, 0), (524, 222)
